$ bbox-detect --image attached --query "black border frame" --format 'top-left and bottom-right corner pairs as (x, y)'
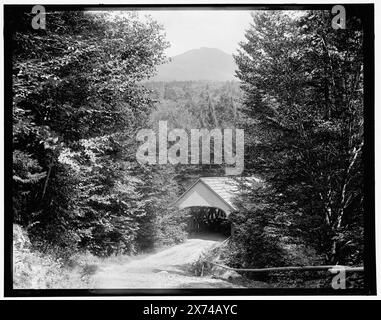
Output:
(3, 3), (376, 297)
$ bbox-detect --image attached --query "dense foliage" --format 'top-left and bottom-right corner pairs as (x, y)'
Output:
(233, 11), (364, 267)
(11, 10), (177, 255)
(146, 81), (242, 129)
(11, 9), (365, 288)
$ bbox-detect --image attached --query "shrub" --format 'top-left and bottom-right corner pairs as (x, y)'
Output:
(13, 224), (96, 289)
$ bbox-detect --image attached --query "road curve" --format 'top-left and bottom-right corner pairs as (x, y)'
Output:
(92, 238), (244, 289)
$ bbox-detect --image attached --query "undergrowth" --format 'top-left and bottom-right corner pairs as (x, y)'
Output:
(13, 224), (100, 289)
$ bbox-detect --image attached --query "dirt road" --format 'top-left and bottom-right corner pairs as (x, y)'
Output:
(92, 237), (244, 289)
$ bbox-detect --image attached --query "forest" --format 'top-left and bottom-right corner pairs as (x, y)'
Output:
(10, 9), (365, 288)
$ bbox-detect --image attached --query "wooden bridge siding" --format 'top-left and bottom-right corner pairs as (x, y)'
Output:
(176, 181), (233, 216)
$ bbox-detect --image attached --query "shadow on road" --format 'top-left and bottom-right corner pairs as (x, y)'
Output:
(187, 232), (228, 242)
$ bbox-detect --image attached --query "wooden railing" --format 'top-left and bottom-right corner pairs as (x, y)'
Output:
(208, 237), (364, 274)
(207, 261), (364, 273)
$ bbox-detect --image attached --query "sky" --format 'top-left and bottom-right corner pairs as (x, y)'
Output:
(142, 10), (253, 57)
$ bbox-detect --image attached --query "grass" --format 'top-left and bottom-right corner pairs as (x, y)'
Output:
(13, 224), (100, 289)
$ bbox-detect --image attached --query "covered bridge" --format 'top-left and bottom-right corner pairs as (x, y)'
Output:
(173, 176), (262, 236)
(174, 176), (263, 217)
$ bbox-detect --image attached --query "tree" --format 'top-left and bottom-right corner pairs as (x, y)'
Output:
(234, 11), (364, 265)
(11, 9), (169, 254)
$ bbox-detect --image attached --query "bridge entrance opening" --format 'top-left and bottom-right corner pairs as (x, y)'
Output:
(186, 207), (231, 238)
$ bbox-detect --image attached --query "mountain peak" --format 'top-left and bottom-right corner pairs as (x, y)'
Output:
(153, 48), (237, 82)
(198, 47), (227, 52)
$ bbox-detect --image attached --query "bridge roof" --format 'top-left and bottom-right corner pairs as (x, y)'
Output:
(174, 176), (263, 215)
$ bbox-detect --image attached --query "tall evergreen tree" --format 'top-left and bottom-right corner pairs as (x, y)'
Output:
(234, 11), (364, 265)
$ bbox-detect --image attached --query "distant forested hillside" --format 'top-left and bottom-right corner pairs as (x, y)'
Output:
(142, 80), (244, 190)
(152, 48), (237, 81)
(145, 81), (242, 129)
